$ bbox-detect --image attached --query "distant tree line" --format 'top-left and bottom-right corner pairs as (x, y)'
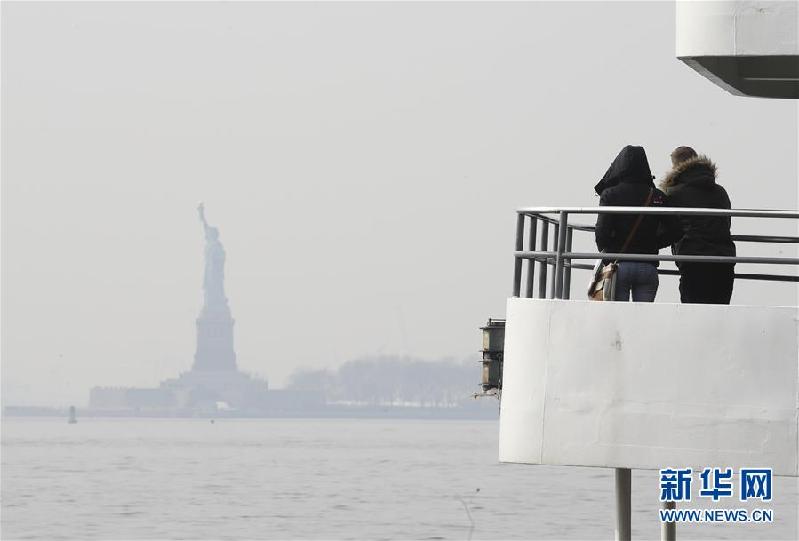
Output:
(286, 356), (480, 408)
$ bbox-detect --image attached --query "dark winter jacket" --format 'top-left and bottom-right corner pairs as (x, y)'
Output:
(660, 156), (736, 262)
(594, 146), (681, 264)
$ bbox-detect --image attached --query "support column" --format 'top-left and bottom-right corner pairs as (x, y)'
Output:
(615, 467), (631, 541)
(661, 501), (676, 541)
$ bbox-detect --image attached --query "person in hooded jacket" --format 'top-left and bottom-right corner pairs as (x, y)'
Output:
(660, 146), (736, 304)
(594, 146), (680, 302)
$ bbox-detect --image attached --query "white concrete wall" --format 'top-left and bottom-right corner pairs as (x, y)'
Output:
(676, 1), (798, 56)
(498, 298), (799, 476)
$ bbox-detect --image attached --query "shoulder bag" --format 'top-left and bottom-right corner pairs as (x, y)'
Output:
(588, 188), (654, 301)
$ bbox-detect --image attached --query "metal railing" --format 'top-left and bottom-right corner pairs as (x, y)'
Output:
(512, 207), (799, 300)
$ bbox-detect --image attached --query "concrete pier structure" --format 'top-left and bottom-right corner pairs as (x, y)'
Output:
(498, 298), (799, 476)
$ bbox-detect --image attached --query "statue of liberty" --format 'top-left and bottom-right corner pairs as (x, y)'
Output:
(193, 203), (236, 371)
(197, 203), (228, 310)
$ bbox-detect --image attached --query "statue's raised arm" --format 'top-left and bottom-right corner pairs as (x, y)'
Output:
(198, 202), (210, 237)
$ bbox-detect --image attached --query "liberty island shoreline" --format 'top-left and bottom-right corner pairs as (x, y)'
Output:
(3, 402), (498, 421)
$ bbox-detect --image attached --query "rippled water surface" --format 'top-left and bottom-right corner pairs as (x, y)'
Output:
(2, 417), (797, 540)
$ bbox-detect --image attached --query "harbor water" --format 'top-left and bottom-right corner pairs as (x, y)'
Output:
(2, 417), (797, 540)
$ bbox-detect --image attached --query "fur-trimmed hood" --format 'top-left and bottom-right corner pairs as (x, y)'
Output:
(660, 155), (717, 191)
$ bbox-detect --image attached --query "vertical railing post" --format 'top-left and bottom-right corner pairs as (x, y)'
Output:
(549, 222), (560, 299)
(563, 227), (573, 300)
(525, 217), (538, 298)
(538, 220), (549, 299)
(554, 212), (568, 299)
(512, 213), (524, 297)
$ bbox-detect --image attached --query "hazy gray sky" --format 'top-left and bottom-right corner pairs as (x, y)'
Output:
(2, 2), (797, 406)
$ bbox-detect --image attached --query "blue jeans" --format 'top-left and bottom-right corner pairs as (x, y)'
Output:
(613, 262), (659, 302)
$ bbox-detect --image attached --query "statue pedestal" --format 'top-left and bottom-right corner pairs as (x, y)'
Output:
(193, 304), (237, 372)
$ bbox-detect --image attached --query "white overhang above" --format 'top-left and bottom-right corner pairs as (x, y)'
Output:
(676, 1), (799, 98)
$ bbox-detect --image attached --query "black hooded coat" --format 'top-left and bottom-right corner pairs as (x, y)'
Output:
(660, 156), (735, 260)
(594, 146), (679, 262)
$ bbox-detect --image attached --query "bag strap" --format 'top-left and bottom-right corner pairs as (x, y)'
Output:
(617, 187), (654, 256)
